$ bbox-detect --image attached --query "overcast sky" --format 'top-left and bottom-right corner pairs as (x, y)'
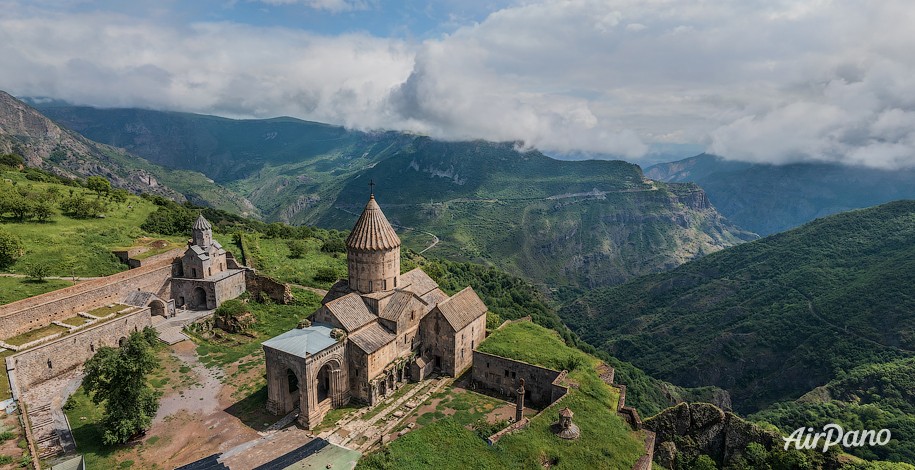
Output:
(1, 0), (914, 168)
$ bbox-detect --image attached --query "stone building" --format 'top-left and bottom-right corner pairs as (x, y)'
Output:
(171, 215), (248, 309)
(263, 194), (489, 428)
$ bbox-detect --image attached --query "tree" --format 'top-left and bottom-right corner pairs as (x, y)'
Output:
(24, 261), (50, 282)
(286, 239), (308, 259)
(33, 201), (53, 222)
(0, 228), (23, 268)
(0, 153), (23, 168)
(86, 176), (111, 197)
(83, 328), (160, 445)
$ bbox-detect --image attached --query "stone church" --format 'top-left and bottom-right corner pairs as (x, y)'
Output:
(263, 194), (489, 428)
(171, 215), (248, 310)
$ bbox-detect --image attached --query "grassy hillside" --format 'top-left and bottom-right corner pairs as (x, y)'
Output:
(560, 201), (915, 419)
(358, 321), (646, 470)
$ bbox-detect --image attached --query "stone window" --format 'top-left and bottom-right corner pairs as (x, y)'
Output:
(504, 369), (510, 377)
(383, 279), (387, 290)
(47, 359), (52, 369)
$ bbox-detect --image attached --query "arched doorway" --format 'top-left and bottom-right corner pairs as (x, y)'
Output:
(150, 300), (166, 317)
(317, 363), (333, 403)
(287, 369), (299, 393)
(193, 287), (207, 309)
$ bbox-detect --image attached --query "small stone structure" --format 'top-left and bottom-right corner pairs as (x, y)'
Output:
(554, 407), (580, 440)
(471, 350), (568, 407)
(263, 193), (489, 429)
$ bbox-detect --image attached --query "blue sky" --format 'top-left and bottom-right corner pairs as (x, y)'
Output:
(2, 0), (915, 168)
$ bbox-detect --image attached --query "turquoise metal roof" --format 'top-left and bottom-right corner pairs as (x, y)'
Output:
(262, 323), (337, 358)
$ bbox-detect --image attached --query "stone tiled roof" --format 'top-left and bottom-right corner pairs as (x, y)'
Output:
(435, 286), (487, 331)
(348, 322), (396, 354)
(400, 268), (440, 297)
(345, 195), (401, 251)
(325, 293), (376, 332)
(193, 214), (212, 231)
(321, 280), (353, 304)
(379, 290), (420, 322)
(421, 288), (449, 311)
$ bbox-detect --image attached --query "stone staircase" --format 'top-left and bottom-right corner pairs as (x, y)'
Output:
(29, 402), (64, 460)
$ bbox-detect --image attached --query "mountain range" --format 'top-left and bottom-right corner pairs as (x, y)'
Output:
(647, 153), (915, 236)
(15, 98), (754, 288)
(559, 200), (915, 421)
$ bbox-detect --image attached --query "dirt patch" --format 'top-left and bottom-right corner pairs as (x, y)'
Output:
(0, 412), (26, 468)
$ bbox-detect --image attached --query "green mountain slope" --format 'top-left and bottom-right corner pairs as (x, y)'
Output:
(752, 357), (915, 463)
(34, 105), (755, 288)
(0, 92), (254, 215)
(559, 200), (915, 415)
(647, 154), (915, 236)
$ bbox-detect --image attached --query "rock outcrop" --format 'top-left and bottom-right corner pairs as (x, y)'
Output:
(643, 402), (777, 468)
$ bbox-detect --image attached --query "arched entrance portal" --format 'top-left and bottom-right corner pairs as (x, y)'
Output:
(150, 300), (166, 317)
(193, 287), (207, 309)
(317, 363), (333, 403)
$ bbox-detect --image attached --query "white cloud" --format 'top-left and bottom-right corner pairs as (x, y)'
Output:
(254, 0), (373, 13)
(1, 0), (915, 167)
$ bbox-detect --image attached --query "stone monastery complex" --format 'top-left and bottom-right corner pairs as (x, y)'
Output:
(263, 193), (488, 428)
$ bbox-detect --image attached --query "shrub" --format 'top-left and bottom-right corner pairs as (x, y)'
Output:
(286, 239), (308, 259)
(0, 228), (23, 268)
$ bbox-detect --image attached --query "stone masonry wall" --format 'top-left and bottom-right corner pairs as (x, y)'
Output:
(472, 351), (565, 407)
(0, 262), (174, 340)
(245, 271), (292, 304)
(6, 308), (152, 390)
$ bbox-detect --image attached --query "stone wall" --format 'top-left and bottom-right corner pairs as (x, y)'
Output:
(0, 262), (174, 340)
(245, 271), (292, 304)
(172, 269), (246, 310)
(5, 308), (152, 390)
(452, 316), (486, 376)
(471, 351), (567, 407)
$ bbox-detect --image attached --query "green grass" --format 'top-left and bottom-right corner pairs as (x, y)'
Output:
(191, 289), (322, 369)
(358, 322), (645, 469)
(0, 170), (164, 277)
(87, 304), (127, 317)
(61, 316), (90, 327)
(0, 277), (73, 305)
(0, 350), (12, 400)
(4, 323), (68, 346)
(236, 234), (346, 289)
(476, 321), (591, 374)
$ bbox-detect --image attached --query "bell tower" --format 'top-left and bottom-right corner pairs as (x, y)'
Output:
(192, 214), (213, 248)
(345, 189), (401, 294)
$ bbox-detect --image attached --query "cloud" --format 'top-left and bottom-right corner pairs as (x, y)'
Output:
(1, 1), (915, 167)
(254, 0), (374, 13)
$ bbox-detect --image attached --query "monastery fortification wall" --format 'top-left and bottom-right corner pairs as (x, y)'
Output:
(6, 307), (153, 391)
(0, 260), (175, 340)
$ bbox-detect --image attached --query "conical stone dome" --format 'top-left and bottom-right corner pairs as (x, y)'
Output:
(345, 195), (401, 251)
(345, 195), (401, 293)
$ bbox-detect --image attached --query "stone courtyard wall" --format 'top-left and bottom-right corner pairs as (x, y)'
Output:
(245, 271), (292, 304)
(5, 307), (152, 390)
(0, 261), (175, 340)
(471, 350), (567, 407)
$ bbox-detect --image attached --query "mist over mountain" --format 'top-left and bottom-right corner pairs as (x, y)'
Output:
(647, 154), (915, 236)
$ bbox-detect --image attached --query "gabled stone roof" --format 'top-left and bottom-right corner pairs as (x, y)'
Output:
(325, 293), (376, 332)
(262, 324), (337, 358)
(345, 195), (401, 251)
(193, 214), (212, 231)
(435, 286), (487, 331)
(379, 290), (423, 322)
(400, 268), (440, 297)
(349, 322), (396, 355)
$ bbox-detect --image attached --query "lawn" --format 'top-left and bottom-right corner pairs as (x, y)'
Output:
(4, 324), (68, 347)
(190, 288), (323, 369)
(0, 170), (165, 277)
(86, 304), (127, 318)
(236, 234), (346, 290)
(357, 321), (646, 470)
(61, 316), (91, 327)
(0, 277), (73, 306)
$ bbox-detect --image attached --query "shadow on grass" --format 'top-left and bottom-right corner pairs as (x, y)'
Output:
(224, 385), (275, 431)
